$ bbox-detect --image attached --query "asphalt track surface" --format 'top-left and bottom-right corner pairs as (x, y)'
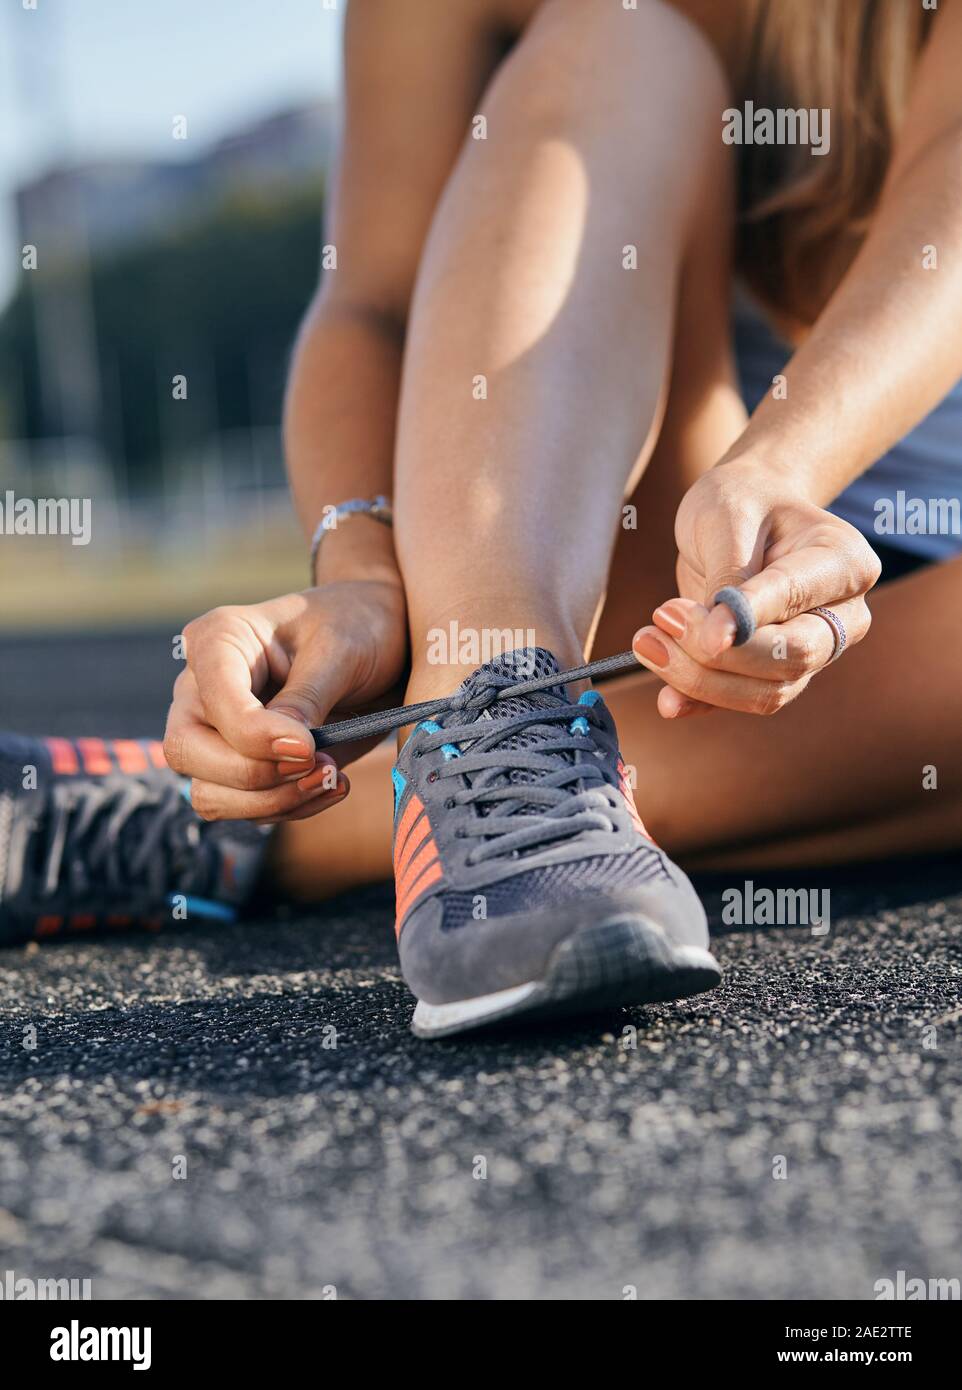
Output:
(1, 630), (960, 1300)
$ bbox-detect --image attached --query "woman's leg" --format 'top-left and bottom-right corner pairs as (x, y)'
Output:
(391, 0), (736, 701)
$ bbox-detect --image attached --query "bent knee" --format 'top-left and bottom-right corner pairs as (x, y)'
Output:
(486, 0), (731, 142)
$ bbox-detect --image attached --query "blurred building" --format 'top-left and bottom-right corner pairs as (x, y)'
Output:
(15, 102), (337, 266)
(0, 103), (335, 625)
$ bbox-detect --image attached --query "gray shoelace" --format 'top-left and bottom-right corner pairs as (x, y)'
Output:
(414, 698), (618, 863)
(29, 779), (208, 902)
(310, 591), (754, 750)
(311, 650), (640, 750)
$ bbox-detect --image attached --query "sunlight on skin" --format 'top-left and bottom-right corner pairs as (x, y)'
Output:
(482, 140), (588, 369)
(435, 139), (589, 533)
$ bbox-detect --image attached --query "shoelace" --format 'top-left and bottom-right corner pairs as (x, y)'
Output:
(415, 696), (618, 864)
(25, 778), (211, 903)
(310, 589), (755, 749)
(311, 649), (639, 749)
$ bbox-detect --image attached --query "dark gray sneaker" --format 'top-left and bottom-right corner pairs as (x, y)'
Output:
(0, 733), (269, 945)
(390, 648), (720, 1038)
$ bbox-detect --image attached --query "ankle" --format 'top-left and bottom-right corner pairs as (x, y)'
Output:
(405, 617), (583, 705)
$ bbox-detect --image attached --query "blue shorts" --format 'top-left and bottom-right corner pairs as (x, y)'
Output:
(734, 295), (962, 568)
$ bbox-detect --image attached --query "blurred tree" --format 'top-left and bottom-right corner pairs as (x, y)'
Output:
(0, 180), (325, 496)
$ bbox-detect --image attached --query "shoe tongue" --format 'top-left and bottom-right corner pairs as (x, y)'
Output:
(455, 646), (566, 720)
(449, 648), (573, 807)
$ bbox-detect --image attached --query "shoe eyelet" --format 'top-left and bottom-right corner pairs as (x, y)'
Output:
(427, 769), (439, 783)
(444, 797), (455, 809)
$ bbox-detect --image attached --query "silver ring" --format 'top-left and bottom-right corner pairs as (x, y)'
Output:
(810, 606), (847, 663)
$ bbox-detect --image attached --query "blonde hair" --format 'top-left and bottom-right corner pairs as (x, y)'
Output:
(735, 0), (934, 331)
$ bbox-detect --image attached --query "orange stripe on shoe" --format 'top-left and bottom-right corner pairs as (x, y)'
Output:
(111, 739), (149, 773)
(36, 915), (63, 937)
(147, 741), (168, 770)
(77, 738), (112, 775)
(69, 915), (96, 931)
(620, 778), (653, 841)
(394, 814), (431, 882)
(45, 737), (80, 775)
(616, 758), (653, 840)
(395, 858), (443, 937)
(393, 793), (425, 869)
(395, 835), (439, 913)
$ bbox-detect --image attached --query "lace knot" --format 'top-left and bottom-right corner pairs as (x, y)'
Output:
(446, 673), (510, 714)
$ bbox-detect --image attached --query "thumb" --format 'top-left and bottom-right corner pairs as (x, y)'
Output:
(697, 517), (766, 659)
(265, 650), (346, 741)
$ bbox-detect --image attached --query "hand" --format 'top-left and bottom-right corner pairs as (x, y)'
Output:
(632, 460), (882, 717)
(163, 578), (407, 822)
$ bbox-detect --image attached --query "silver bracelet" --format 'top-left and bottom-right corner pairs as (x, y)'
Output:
(309, 495), (393, 582)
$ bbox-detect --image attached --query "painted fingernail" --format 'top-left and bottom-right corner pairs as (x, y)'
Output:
(632, 629), (670, 668)
(653, 604), (686, 639)
(272, 736), (313, 760)
(297, 766), (345, 794)
(305, 777), (350, 808)
(281, 759), (318, 783)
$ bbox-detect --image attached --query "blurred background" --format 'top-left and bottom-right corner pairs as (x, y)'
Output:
(0, 0), (342, 632)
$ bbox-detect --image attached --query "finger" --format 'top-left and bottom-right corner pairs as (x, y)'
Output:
(164, 669), (330, 789)
(265, 645), (351, 733)
(732, 538), (878, 635)
(695, 515), (767, 656)
(656, 686), (716, 720)
(700, 589), (755, 660)
(165, 710), (321, 790)
(653, 597), (871, 681)
(632, 626), (810, 715)
(184, 610), (315, 763)
(190, 767), (347, 823)
(655, 595), (753, 668)
(254, 775), (352, 825)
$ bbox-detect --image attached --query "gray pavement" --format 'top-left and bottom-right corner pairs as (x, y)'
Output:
(0, 630), (960, 1299)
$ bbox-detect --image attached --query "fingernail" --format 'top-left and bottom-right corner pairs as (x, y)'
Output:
(653, 604), (686, 640)
(272, 736), (313, 760)
(297, 766), (345, 794)
(306, 782), (347, 804)
(632, 630), (670, 668)
(281, 759), (318, 782)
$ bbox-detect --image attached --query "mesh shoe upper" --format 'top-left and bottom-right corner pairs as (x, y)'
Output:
(0, 734), (267, 945)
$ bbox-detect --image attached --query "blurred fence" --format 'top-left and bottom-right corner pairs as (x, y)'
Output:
(0, 427), (303, 631)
